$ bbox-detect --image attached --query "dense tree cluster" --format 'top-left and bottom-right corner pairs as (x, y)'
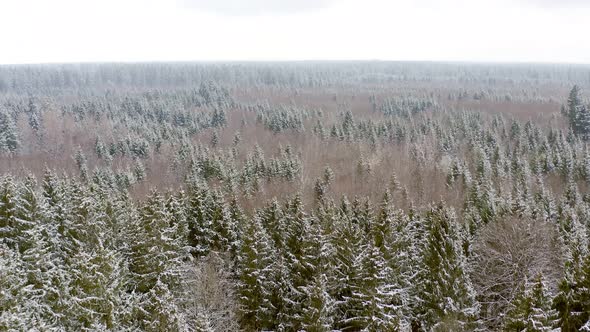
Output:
(563, 85), (590, 140)
(2, 62), (590, 331)
(2, 166), (590, 330)
(0, 173), (476, 330)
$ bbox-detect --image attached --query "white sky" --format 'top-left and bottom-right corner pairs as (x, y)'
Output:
(1, 0), (589, 64)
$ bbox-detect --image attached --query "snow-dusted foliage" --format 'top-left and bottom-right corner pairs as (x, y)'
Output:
(2, 63), (590, 331)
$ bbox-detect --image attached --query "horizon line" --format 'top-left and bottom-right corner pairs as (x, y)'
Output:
(1, 59), (590, 67)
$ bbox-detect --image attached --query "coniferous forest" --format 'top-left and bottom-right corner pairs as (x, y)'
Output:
(2, 62), (590, 331)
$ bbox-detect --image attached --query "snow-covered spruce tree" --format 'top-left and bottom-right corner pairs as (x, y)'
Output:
(67, 241), (131, 330)
(565, 85), (583, 134)
(0, 176), (19, 249)
(505, 282), (530, 331)
(209, 190), (238, 254)
(210, 107), (227, 128)
(466, 175), (498, 227)
(351, 196), (373, 235)
(13, 176), (41, 255)
(558, 206), (588, 277)
(140, 278), (188, 332)
(128, 190), (187, 329)
(130, 190), (185, 292)
(18, 203), (70, 329)
(95, 136), (108, 160)
(74, 148), (89, 182)
(187, 185), (238, 257)
(0, 243), (27, 330)
(298, 211), (336, 332)
(41, 169), (70, 256)
(237, 216), (276, 331)
(313, 119), (327, 140)
(532, 177), (557, 222)
(268, 253), (293, 332)
(314, 177), (327, 203)
(98, 186), (134, 252)
(372, 191), (395, 259)
(553, 208), (586, 332)
(233, 131), (241, 147)
(187, 184), (215, 257)
(346, 243), (402, 331)
(0, 110), (19, 153)
(417, 203), (479, 331)
(210, 131), (219, 148)
(133, 158), (146, 182)
(225, 195), (244, 257)
(26, 97), (42, 133)
(259, 198), (285, 251)
(342, 110), (356, 142)
(504, 274), (557, 331)
(281, 194), (318, 331)
(576, 104), (590, 140)
(300, 274), (334, 332)
(375, 191), (417, 326)
(63, 181), (107, 257)
(555, 253), (590, 331)
(554, 268), (581, 332)
(330, 204), (365, 331)
(165, 190), (189, 245)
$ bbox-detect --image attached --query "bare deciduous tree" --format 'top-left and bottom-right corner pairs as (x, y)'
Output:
(182, 252), (239, 332)
(470, 217), (563, 329)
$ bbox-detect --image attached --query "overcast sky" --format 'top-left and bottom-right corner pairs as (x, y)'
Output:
(1, 0), (589, 64)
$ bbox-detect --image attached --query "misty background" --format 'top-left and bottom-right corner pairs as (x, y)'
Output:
(1, 0), (589, 64)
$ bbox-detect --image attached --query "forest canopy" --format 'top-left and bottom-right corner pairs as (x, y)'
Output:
(1, 62), (590, 331)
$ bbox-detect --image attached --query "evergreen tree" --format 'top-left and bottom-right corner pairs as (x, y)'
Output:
(237, 216), (276, 331)
(226, 195), (244, 256)
(346, 244), (401, 331)
(259, 198), (284, 250)
(133, 159), (146, 182)
(13, 176), (41, 254)
(300, 274), (335, 332)
(95, 136), (108, 160)
(418, 203), (479, 331)
(566, 85), (583, 133)
(504, 274), (557, 331)
(577, 105), (590, 140)
(27, 97), (41, 132)
(527, 275), (558, 331)
(376, 191), (414, 326)
(281, 195), (316, 331)
(0, 176), (19, 249)
(209, 190), (238, 253)
(555, 253), (590, 331)
(19, 211), (70, 328)
(165, 191), (190, 255)
(210, 131), (219, 147)
(74, 148), (89, 182)
(330, 210), (364, 331)
(554, 270), (581, 332)
(0, 244), (27, 329)
(0, 110), (18, 152)
(67, 242), (129, 330)
(187, 185), (215, 257)
(129, 190), (184, 293)
(139, 279), (187, 332)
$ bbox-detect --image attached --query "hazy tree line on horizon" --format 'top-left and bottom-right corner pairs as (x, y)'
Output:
(1, 62), (590, 93)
